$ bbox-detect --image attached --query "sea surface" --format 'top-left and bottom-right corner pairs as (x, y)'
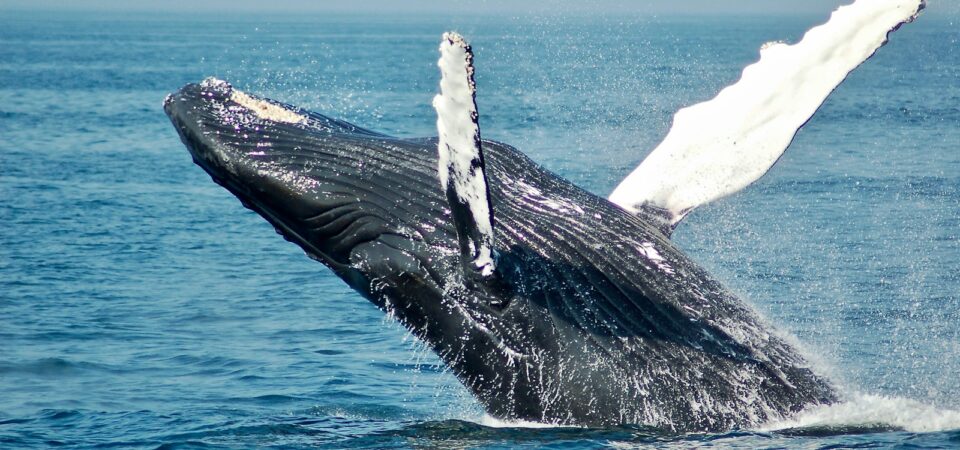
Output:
(1, 5), (959, 449)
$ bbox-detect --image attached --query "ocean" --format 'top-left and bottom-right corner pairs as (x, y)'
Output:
(1, 5), (959, 449)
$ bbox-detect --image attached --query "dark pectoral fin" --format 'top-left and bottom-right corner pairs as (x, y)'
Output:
(432, 32), (497, 280)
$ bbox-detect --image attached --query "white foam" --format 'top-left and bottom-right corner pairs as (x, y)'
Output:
(478, 414), (572, 429)
(760, 393), (960, 433)
(609, 0), (925, 227)
(477, 395), (960, 433)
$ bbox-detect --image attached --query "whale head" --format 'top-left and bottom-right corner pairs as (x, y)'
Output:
(163, 78), (533, 406)
(164, 79), (428, 272)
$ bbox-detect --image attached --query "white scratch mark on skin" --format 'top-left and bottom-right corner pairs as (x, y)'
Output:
(638, 242), (675, 275)
(516, 180), (585, 215)
(230, 87), (307, 124)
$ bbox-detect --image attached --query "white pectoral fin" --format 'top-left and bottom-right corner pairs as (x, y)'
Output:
(433, 32), (497, 278)
(608, 0), (925, 235)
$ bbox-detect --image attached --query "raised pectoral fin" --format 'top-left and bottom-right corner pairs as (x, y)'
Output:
(433, 32), (497, 279)
(609, 0), (925, 236)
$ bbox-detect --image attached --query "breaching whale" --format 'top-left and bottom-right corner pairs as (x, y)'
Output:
(164, 0), (924, 432)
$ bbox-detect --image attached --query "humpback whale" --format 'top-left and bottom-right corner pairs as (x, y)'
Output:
(164, 0), (924, 432)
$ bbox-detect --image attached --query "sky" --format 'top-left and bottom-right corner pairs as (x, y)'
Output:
(3, 0), (860, 15)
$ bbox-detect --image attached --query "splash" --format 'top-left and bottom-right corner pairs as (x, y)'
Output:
(760, 393), (960, 433)
(478, 414), (574, 429)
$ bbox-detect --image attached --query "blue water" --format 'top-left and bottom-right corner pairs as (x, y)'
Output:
(2, 5), (959, 449)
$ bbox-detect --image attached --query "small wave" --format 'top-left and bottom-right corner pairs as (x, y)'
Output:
(761, 393), (960, 433)
(478, 415), (576, 429)
(390, 418), (666, 443)
(226, 394), (310, 405)
(463, 397), (960, 436)
(0, 357), (111, 376)
(312, 348), (344, 356)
